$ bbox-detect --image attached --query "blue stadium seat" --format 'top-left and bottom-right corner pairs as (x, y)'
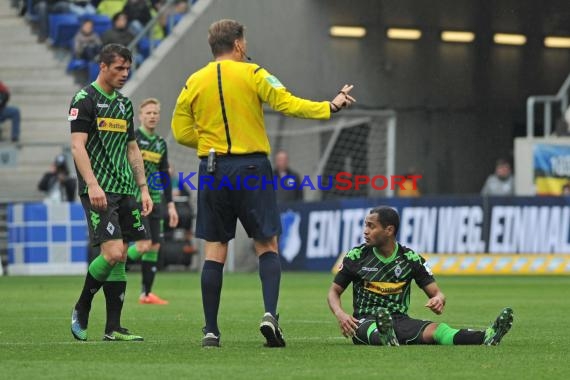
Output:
(66, 58), (88, 73)
(165, 13), (184, 35)
(25, 0), (39, 22)
(88, 61), (99, 82)
(79, 14), (112, 36)
(137, 37), (161, 59)
(48, 13), (80, 48)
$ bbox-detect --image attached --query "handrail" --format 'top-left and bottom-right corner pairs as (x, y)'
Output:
(127, 0), (190, 73)
(526, 72), (570, 137)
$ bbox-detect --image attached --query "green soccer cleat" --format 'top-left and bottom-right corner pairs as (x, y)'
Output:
(375, 309), (399, 346)
(71, 309), (88, 341)
(260, 313), (286, 348)
(484, 307), (514, 346)
(103, 327), (144, 341)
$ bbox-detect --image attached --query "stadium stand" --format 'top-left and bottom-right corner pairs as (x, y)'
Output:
(0, 0), (194, 204)
(48, 12), (80, 48)
(0, 1), (78, 203)
(86, 13), (112, 35)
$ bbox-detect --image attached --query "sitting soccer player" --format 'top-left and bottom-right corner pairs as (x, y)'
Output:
(327, 206), (513, 346)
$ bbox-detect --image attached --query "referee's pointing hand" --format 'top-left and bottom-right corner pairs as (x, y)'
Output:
(330, 84), (356, 113)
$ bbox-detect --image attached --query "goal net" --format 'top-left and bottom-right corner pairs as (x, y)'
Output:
(265, 108), (397, 201)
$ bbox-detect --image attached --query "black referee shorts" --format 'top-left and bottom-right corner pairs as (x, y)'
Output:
(195, 153), (281, 243)
(81, 193), (148, 246)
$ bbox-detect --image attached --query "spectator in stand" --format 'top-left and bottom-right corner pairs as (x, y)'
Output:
(562, 183), (570, 196)
(396, 167), (422, 197)
(157, 0), (187, 35)
(481, 158), (514, 196)
(122, 0), (151, 36)
(96, 0), (126, 19)
(554, 106), (570, 137)
(101, 12), (134, 47)
(33, 1), (96, 43)
(169, 163), (197, 255)
(273, 149), (303, 203)
(73, 19), (102, 60)
(0, 80), (21, 143)
(38, 154), (77, 202)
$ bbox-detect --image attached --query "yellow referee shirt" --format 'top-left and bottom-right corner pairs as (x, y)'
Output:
(171, 60), (331, 157)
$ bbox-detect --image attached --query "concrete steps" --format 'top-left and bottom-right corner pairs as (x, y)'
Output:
(0, 2), (79, 202)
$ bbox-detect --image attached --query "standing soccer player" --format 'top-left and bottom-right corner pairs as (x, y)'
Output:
(171, 19), (356, 348)
(328, 206), (514, 346)
(69, 43), (153, 341)
(127, 98), (178, 305)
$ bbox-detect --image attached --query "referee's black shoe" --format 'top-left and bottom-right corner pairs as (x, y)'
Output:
(260, 313), (286, 348)
(202, 327), (221, 348)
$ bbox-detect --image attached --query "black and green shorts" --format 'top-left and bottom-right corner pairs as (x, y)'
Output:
(80, 193), (148, 246)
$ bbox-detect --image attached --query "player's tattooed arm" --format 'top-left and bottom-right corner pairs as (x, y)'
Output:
(127, 140), (146, 187)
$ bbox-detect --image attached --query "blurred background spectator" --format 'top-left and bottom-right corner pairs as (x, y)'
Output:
(157, 0), (187, 35)
(33, 0), (96, 43)
(96, 0), (126, 19)
(101, 11), (134, 46)
(122, 0), (152, 36)
(396, 167), (423, 197)
(0, 80), (21, 143)
(164, 163), (197, 261)
(273, 149), (303, 203)
(481, 158), (514, 196)
(37, 154), (77, 203)
(73, 18), (102, 60)
(554, 106), (570, 137)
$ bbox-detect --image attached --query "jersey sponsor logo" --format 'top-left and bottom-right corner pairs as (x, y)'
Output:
(364, 281), (406, 295)
(97, 117), (127, 133)
(68, 108), (79, 121)
(361, 266), (379, 272)
(265, 75), (284, 89)
(141, 149), (162, 164)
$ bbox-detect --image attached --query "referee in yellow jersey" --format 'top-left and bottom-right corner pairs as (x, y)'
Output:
(171, 19), (356, 348)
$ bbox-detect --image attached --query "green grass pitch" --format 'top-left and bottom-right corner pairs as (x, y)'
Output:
(0, 273), (568, 379)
